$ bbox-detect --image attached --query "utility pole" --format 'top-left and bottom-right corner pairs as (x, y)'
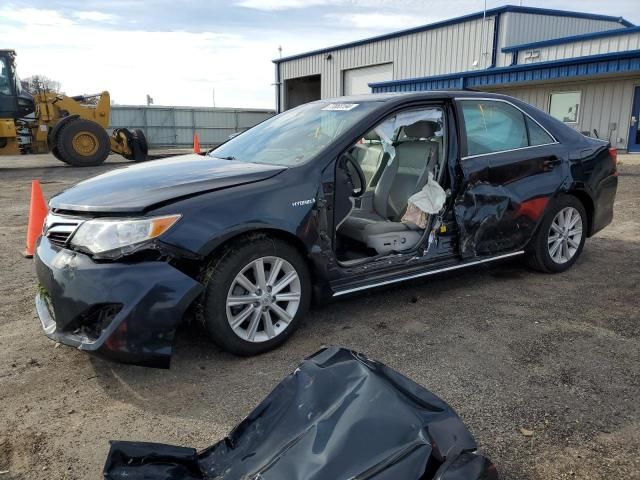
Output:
(212, 88), (216, 108)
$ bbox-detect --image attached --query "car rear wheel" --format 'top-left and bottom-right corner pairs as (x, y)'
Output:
(201, 235), (311, 356)
(526, 195), (587, 273)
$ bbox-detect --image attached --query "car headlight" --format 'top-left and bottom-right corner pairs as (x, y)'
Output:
(70, 214), (181, 254)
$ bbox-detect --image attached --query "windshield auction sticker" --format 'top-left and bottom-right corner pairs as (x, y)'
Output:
(322, 103), (359, 111)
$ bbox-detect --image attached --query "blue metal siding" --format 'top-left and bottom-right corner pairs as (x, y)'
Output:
(370, 50), (640, 92)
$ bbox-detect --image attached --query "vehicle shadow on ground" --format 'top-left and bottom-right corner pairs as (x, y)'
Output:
(88, 257), (533, 417)
(89, 235), (640, 418)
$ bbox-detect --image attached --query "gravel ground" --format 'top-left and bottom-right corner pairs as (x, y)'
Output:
(0, 153), (638, 479)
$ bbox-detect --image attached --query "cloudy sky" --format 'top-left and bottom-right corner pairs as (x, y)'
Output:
(2, 1), (638, 109)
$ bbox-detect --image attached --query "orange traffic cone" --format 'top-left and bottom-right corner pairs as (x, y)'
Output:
(193, 133), (201, 154)
(23, 180), (48, 258)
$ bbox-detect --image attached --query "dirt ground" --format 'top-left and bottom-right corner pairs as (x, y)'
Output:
(0, 153), (638, 479)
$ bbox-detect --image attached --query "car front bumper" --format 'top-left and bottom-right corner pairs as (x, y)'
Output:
(34, 236), (203, 368)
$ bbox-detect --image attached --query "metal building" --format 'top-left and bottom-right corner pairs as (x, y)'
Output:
(109, 106), (274, 148)
(274, 5), (640, 152)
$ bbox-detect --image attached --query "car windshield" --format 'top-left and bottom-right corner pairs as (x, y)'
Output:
(209, 101), (382, 166)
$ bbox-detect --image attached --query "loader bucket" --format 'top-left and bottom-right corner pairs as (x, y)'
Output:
(112, 128), (148, 162)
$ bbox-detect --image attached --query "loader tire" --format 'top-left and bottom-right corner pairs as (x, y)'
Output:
(132, 129), (149, 162)
(56, 119), (111, 167)
(51, 146), (69, 164)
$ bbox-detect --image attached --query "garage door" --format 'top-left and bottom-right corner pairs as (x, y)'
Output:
(343, 63), (393, 96)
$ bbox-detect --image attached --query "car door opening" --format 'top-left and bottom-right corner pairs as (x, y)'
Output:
(334, 107), (447, 263)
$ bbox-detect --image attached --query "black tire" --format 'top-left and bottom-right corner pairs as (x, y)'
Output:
(132, 129), (149, 162)
(200, 234), (311, 356)
(56, 119), (111, 167)
(50, 146), (68, 164)
(525, 195), (587, 273)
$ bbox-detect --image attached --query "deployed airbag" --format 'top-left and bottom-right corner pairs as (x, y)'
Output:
(103, 347), (498, 480)
(402, 172), (447, 229)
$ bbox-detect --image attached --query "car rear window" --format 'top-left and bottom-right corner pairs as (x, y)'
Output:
(460, 99), (556, 157)
(460, 100), (528, 156)
(526, 116), (554, 146)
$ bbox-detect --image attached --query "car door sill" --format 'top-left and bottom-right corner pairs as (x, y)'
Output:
(332, 250), (525, 297)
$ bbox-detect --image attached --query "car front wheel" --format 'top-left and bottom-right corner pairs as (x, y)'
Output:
(526, 195), (587, 273)
(201, 235), (311, 356)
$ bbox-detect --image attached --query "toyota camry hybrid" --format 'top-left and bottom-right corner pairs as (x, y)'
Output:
(34, 91), (618, 367)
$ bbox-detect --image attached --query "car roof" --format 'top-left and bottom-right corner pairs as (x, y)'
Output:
(320, 91), (509, 103)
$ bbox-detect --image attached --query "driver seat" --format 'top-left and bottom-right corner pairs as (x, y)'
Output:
(339, 121), (440, 253)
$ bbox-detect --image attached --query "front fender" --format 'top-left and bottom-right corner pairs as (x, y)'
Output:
(153, 170), (323, 257)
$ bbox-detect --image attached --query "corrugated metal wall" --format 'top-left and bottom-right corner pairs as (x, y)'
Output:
(279, 16), (496, 109)
(278, 11), (626, 111)
(488, 76), (639, 149)
(109, 106), (274, 147)
(516, 31), (640, 64)
(495, 12), (624, 66)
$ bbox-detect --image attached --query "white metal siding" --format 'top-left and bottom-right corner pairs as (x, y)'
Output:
(495, 12), (625, 67)
(279, 16), (496, 109)
(343, 63), (393, 95)
(487, 77), (640, 149)
(516, 31), (640, 64)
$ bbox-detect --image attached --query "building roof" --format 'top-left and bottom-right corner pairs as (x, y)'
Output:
(273, 5), (633, 64)
(502, 25), (640, 53)
(369, 49), (640, 92)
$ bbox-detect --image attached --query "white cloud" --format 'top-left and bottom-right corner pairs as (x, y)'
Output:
(327, 12), (432, 30)
(72, 11), (117, 23)
(0, 7), (366, 109)
(0, 7), (73, 27)
(235, 0), (332, 11)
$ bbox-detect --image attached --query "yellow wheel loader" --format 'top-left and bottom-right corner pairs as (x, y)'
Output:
(0, 49), (147, 166)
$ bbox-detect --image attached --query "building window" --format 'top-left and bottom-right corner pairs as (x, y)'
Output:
(549, 91), (581, 123)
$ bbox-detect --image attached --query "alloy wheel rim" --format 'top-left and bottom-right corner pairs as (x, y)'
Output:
(226, 256), (301, 343)
(547, 206), (583, 264)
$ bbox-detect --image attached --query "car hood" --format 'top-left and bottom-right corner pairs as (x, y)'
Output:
(49, 154), (287, 213)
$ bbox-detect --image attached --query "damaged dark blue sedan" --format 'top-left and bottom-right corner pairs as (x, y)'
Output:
(34, 91), (618, 367)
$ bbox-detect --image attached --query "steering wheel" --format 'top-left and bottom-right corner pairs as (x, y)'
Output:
(342, 151), (367, 198)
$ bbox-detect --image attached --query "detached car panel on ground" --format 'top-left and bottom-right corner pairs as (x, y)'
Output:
(34, 91), (618, 367)
(103, 347), (499, 480)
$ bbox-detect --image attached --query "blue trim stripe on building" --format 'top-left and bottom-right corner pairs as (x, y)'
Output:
(502, 25), (640, 53)
(273, 5), (632, 64)
(369, 50), (640, 92)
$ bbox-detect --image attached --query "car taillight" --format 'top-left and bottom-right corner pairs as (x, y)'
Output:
(609, 147), (618, 176)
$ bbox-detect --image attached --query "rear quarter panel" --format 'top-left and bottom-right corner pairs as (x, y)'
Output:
(573, 142), (618, 235)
